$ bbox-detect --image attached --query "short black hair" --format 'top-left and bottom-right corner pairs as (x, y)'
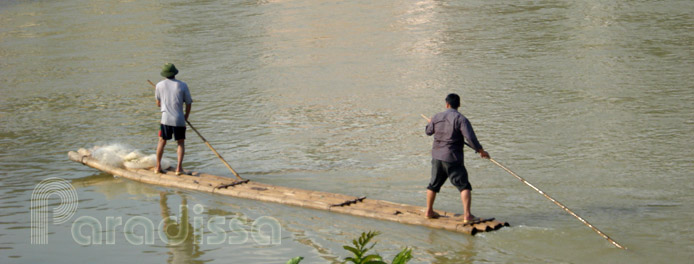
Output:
(445, 93), (460, 109)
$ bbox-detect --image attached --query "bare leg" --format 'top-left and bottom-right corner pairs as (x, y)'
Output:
(176, 139), (185, 173)
(461, 189), (474, 220)
(425, 189), (440, 218)
(155, 138), (166, 173)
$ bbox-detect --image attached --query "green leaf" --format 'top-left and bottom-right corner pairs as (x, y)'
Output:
(286, 256), (304, 264)
(364, 261), (387, 264)
(362, 231), (379, 246)
(362, 254), (383, 262)
(343, 245), (362, 258)
(367, 242), (377, 251)
(343, 256), (359, 264)
(392, 248), (413, 264)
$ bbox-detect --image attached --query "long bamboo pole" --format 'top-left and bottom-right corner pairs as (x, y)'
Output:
(420, 114), (626, 249)
(149, 80), (244, 180)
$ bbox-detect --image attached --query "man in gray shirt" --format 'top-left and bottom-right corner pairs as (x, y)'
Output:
(425, 93), (489, 223)
(154, 63), (193, 175)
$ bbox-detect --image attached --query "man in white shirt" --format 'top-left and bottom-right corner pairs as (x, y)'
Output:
(155, 63), (193, 175)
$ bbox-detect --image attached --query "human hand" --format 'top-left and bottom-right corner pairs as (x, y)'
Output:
(479, 150), (490, 159)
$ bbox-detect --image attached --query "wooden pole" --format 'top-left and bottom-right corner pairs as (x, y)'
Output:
(486, 158), (625, 249)
(149, 80), (244, 181)
(420, 114), (626, 249)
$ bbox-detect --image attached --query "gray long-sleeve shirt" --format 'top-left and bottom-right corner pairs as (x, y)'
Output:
(425, 109), (483, 163)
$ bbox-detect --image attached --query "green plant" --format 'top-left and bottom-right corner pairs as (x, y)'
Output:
(343, 231), (383, 264)
(390, 248), (413, 264)
(288, 231), (413, 264)
(343, 231), (413, 264)
(286, 256), (304, 264)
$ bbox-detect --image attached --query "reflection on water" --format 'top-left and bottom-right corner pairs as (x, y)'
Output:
(71, 173), (160, 200)
(159, 193), (202, 264)
(71, 174), (204, 263)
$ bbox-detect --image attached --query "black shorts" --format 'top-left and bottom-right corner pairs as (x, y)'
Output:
(427, 158), (471, 193)
(159, 124), (186, 141)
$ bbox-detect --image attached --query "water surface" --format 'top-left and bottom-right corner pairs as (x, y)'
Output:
(1, 0), (693, 263)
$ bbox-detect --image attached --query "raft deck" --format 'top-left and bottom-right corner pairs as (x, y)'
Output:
(68, 149), (508, 235)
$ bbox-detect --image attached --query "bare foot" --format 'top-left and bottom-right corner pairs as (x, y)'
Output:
(153, 168), (165, 174)
(425, 211), (441, 219)
(463, 215), (480, 224)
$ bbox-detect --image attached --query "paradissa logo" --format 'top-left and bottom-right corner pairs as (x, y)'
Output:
(71, 204), (282, 246)
(31, 177), (282, 246)
(31, 177), (78, 244)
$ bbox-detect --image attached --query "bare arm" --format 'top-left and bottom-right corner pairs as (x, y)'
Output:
(155, 84), (161, 107)
(183, 85), (192, 121)
(185, 103), (191, 121)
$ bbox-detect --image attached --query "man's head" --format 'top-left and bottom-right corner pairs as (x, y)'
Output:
(445, 93), (461, 109)
(160, 63), (179, 79)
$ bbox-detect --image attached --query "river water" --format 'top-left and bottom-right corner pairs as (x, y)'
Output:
(1, 0), (693, 263)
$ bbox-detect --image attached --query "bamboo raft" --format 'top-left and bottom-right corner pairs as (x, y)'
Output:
(68, 148), (508, 235)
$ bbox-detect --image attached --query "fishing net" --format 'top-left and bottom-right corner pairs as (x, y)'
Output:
(90, 143), (172, 170)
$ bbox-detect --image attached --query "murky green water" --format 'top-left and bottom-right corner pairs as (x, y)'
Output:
(1, 0), (693, 263)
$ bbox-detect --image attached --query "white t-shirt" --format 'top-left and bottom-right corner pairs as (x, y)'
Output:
(155, 79), (193, 127)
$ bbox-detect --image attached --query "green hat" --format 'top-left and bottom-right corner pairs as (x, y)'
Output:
(160, 63), (179, 78)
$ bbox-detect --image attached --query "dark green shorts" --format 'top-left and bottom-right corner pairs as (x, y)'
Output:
(427, 158), (471, 192)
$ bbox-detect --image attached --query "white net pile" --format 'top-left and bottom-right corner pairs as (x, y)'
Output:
(90, 143), (172, 170)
